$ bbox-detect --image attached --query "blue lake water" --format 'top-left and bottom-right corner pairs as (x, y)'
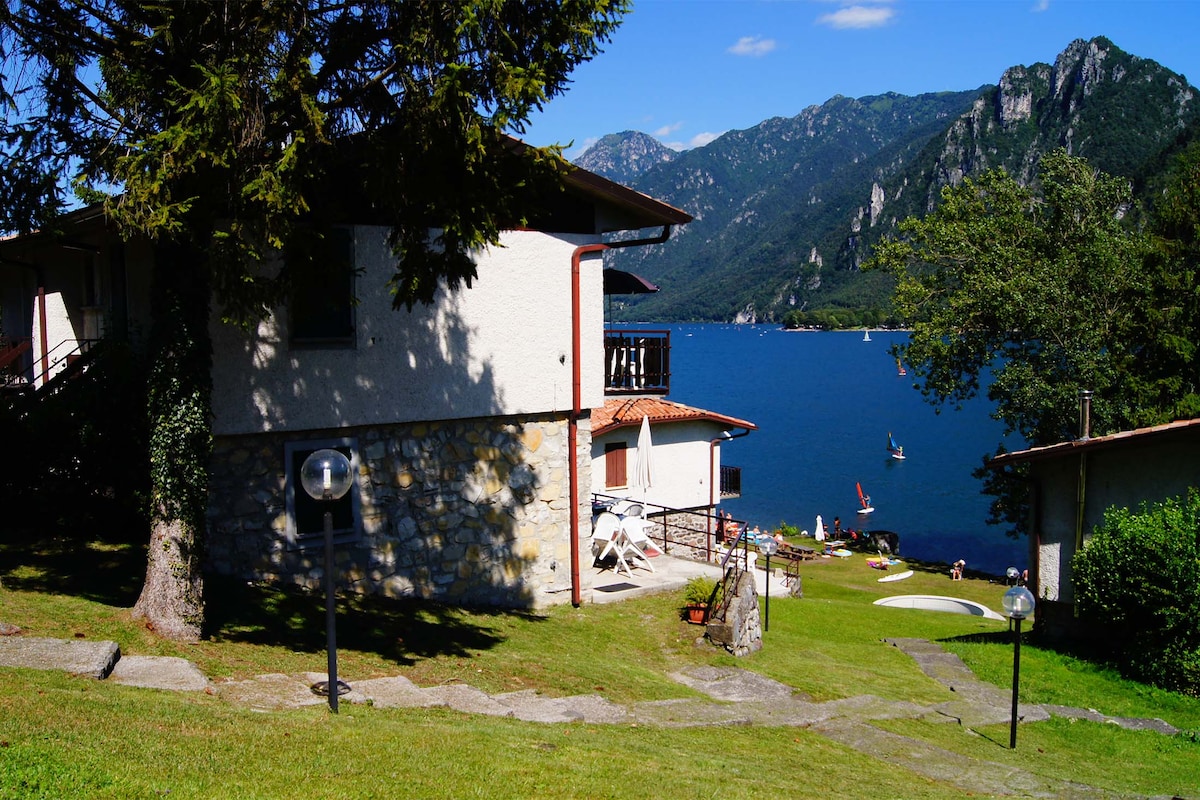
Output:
(653, 323), (1027, 576)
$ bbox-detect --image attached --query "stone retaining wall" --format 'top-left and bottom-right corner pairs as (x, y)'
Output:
(206, 412), (591, 609)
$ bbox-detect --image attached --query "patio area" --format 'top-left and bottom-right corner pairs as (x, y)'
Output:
(585, 550), (776, 605)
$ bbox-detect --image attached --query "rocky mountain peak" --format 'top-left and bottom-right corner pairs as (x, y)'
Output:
(573, 131), (679, 185)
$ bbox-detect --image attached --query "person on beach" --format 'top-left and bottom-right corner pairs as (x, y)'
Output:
(951, 559), (965, 580)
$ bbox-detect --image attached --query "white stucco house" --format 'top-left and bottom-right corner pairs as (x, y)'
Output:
(591, 395), (755, 512)
(0, 153), (758, 609)
(989, 416), (1200, 638)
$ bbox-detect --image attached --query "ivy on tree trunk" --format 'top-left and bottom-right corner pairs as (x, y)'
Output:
(132, 242), (212, 641)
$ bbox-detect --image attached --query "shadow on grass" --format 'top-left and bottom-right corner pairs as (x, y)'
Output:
(203, 575), (546, 665)
(0, 528), (146, 607)
(940, 627), (1125, 672)
(2, 531), (545, 667)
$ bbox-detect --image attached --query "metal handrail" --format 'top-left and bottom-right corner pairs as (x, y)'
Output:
(29, 339), (101, 391)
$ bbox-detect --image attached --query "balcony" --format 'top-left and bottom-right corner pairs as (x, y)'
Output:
(604, 329), (670, 395)
(719, 464), (743, 499)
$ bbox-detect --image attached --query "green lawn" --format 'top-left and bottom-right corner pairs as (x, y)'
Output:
(2, 536), (1198, 798)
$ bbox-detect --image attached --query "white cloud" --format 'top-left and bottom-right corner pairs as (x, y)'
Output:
(662, 131), (723, 152)
(566, 137), (599, 159)
(1031, 0), (1050, 11)
(653, 122), (684, 137)
(688, 131), (721, 149)
(728, 36), (777, 57)
(817, 5), (896, 30)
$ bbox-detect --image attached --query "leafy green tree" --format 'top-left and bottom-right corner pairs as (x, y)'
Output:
(0, 0), (627, 639)
(1072, 491), (1200, 695)
(867, 150), (1162, 448)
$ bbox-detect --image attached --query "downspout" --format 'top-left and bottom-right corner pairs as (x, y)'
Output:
(569, 226), (671, 606)
(1072, 390), (1093, 616)
(708, 428), (752, 559)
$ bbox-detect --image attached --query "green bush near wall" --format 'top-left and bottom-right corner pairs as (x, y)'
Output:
(1073, 489), (1200, 695)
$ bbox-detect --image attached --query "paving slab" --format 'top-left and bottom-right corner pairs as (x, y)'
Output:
(812, 717), (1134, 799)
(0, 636), (119, 679)
(493, 690), (631, 724)
(213, 673), (327, 711)
(109, 655), (210, 692)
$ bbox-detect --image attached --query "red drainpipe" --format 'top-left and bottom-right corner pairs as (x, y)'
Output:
(568, 226), (672, 606)
(707, 428), (751, 559)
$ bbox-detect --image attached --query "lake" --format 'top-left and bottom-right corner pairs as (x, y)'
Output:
(653, 323), (1027, 576)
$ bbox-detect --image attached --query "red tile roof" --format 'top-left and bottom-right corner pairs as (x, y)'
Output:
(591, 397), (757, 436)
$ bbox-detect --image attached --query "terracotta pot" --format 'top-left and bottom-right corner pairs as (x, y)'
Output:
(684, 604), (709, 624)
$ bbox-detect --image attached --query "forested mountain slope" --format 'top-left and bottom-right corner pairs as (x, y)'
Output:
(581, 37), (1198, 324)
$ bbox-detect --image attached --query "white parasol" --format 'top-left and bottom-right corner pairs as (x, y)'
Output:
(633, 414), (654, 502)
(814, 514), (826, 542)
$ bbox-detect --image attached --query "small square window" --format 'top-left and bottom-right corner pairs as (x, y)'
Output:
(284, 437), (362, 551)
(289, 227), (356, 347)
(604, 442), (628, 489)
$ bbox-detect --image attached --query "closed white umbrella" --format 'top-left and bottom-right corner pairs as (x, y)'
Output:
(814, 514), (826, 542)
(633, 414), (654, 503)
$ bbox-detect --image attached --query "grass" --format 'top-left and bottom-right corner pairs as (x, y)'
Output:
(2, 534), (1199, 798)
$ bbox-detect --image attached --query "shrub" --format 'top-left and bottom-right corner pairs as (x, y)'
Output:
(1072, 489), (1200, 695)
(682, 575), (721, 607)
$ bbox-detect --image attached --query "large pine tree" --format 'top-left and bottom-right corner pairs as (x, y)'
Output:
(0, 0), (628, 639)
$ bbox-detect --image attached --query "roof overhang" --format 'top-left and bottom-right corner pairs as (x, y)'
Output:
(592, 397), (757, 437)
(989, 417), (1200, 468)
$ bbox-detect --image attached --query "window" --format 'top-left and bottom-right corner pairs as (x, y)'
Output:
(289, 227), (356, 347)
(604, 442), (627, 489)
(284, 437), (362, 551)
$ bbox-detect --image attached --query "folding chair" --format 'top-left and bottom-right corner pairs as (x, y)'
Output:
(591, 512), (634, 577)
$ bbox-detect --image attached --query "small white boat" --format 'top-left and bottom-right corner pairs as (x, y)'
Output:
(863, 329), (871, 342)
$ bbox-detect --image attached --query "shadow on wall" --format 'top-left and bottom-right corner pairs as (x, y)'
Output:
(207, 274), (567, 614)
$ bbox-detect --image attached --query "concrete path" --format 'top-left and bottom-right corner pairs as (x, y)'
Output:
(3, 621), (1187, 798)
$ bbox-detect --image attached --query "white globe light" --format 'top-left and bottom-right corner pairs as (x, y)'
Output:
(759, 537), (779, 556)
(1002, 585), (1036, 620)
(300, 449), (353, 500)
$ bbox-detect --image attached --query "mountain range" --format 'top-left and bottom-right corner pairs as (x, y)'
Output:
(577, 37), (1200, 324)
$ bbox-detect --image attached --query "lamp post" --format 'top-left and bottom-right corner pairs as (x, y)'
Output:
(758, 536), (778, 632)
(300, 448), (353, 713)
(1001, 585), (1036, 749)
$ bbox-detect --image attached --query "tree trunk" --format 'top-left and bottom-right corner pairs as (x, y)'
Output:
(134, 516), (205, 641)
(132, 241), (212, 641)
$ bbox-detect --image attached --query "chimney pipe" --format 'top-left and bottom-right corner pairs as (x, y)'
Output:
(1078, 389), (1093, 441)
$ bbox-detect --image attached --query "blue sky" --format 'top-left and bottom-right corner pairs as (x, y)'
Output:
(523, 0), (1200, 159)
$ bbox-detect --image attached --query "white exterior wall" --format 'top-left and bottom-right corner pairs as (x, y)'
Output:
(592, 419), (726, 511)
(1033, 435), (1200, 606)
(210, 227), (606, 436)
(32, 265), (81, 386)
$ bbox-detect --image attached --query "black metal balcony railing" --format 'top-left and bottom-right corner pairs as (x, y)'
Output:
(604, 329), (670, 395)
(719, 465), (742, 499)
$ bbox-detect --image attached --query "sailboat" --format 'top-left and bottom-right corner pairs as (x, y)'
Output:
(862, 329), (871, 342)
(856, 481), (874, 514)
(888, 431), (906, 460)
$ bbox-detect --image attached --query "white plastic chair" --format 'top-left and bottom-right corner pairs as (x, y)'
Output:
(591, 512), (633, 576)
(608, 499), (644, 517)
(619, 517), (656, 572)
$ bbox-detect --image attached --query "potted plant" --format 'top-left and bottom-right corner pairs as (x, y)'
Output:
(681, 575), (721, 624)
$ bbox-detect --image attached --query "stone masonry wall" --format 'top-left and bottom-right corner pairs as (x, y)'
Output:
(206, 412), (591, 609)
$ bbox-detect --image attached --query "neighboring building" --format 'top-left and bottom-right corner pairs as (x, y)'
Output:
(0, 157), (705, 609)
(591, 396), (755, 512)
(990, 415), (1200, 638)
